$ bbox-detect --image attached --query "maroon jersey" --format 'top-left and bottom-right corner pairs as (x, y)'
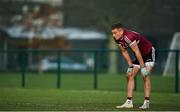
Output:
(114, 29), (153, 57)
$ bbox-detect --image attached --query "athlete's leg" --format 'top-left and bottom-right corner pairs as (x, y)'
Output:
(142, 65), (153, 98)
(139, 63), (154, 109)
(116, 66), (140, 109)
(139, 47), (156, 109)
(127, 66), (140, 98)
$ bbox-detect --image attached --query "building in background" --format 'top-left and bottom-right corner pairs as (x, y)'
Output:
(1, 0), (179, 74)
(0, 0), (108, 71)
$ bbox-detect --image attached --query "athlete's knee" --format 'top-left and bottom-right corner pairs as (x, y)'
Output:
(127, 74), (134, 80)
(143, 76), (151, 83)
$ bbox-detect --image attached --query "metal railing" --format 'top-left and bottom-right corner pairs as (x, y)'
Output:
(0, 48), (179, 93)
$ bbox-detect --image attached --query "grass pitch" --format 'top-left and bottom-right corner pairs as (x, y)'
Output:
(0, 88), (180, 111)
(0, 73), (179, 111)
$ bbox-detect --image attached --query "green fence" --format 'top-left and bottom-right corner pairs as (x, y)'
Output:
(0, 49), (179, 93)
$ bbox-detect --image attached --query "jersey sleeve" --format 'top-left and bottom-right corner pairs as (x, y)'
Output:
(124, 33), (136, 46)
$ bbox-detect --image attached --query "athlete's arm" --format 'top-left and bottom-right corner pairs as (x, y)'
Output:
(119, 45), (133, 67)
(130, 40), (145, 67)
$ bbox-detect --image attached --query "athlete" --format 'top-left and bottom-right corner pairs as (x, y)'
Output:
(111, 23), (156, 109)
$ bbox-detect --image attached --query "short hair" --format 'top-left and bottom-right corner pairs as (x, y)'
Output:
(111, 23), (123, 30)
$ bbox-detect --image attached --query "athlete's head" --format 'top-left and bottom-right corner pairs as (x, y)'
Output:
(111, 23), (124, 39)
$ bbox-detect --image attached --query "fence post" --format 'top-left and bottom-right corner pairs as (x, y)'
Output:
(57, 49), (61, 88)
(175, 50), (179, 93)
(93, 50), (98, 90)
(21, 49), (26, 88)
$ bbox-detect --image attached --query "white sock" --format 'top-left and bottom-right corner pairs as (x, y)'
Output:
(127, 99), (133, 104)
(144, 100), (150, 103)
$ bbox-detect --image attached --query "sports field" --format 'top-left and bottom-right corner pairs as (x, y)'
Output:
(0, 73), (180, 111)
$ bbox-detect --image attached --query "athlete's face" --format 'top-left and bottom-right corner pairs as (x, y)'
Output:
(112, 28), (124, 39)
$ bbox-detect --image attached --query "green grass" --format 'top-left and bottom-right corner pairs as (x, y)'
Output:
(0, 72), (179, 110)
(0, 72), (177, 92)
(0, 88), (180, 111)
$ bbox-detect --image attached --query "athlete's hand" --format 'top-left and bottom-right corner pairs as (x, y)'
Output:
(126, 66), (133, 74)
(141, 67), (149, 76)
